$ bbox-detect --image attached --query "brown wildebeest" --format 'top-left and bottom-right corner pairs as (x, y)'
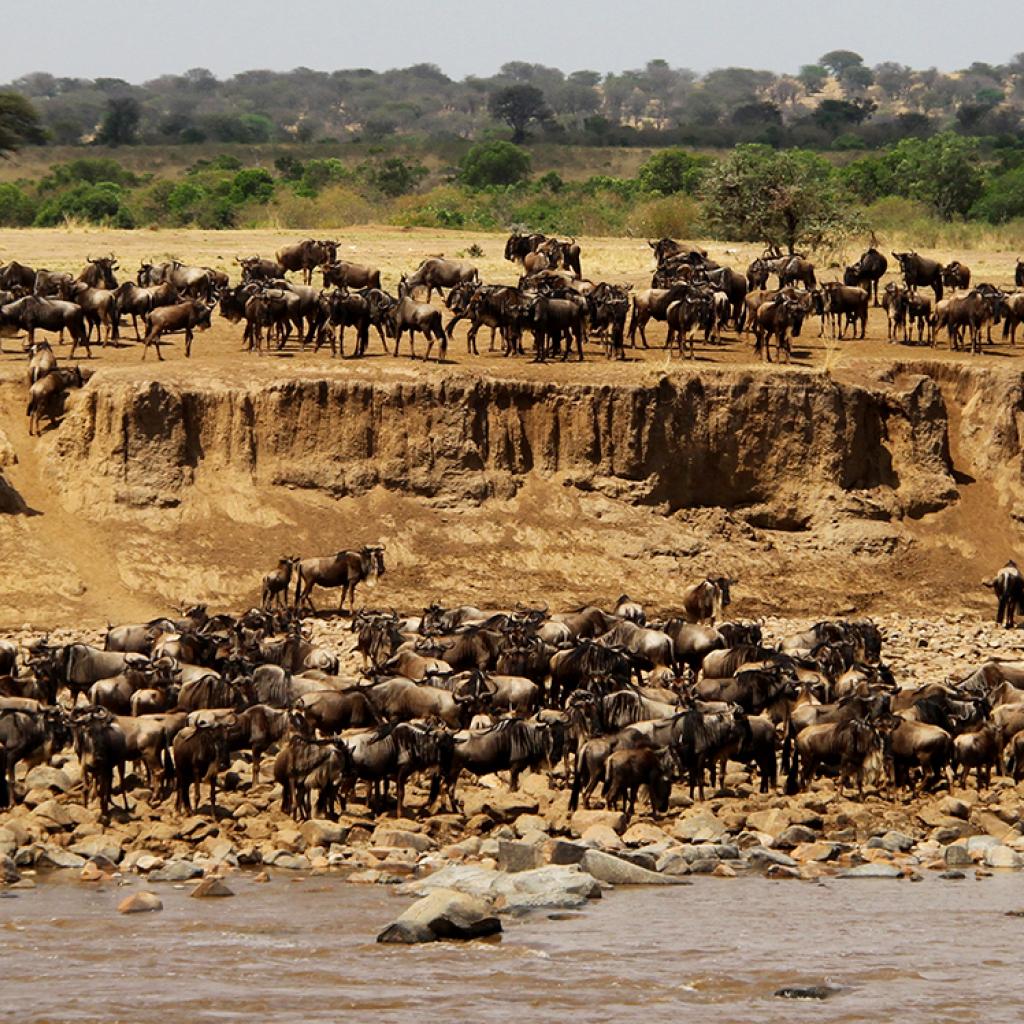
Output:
(881, 282), (907, 341)
(27, 365), (84, 436)
(294, 544), (386, 614)
(322, 260), (381, 290)
(942, 260), (971, 290)
(752, 295), (806, 362)
(172, 719), (232, 813)
(114, 281), (179, 340)
(789, 717), (884, 798)
(984, 560), (1024, 628)
(276, 239), (336, 285)
(680, 577), (732, 625)
(261, 556), (299, 611)
(887, 716), (952, 792)
(820, 282), (868, 339)
(953, 722), (1001, 788)
(390, 279), (447, 360)
(26, 340), (57, 383)
(779, 256), (816, 289)
(843, 248), (888, 305)
(892, 251), (943, 300)
(77, 254), (119, 290)
(403, 258), (478, 302)
(601, 745), (674, 820)
(71, 281), (119, 344)
(140, 299), (212, 360)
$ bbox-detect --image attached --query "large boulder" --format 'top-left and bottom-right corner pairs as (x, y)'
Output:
(569, 810), (625, 837)
(402, 864), (601, 911)
(461, 792), (539, 824)
(377, 889), (502, 944)
(580, 849), (687, 886)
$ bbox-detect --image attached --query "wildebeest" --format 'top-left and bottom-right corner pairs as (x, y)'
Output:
(0, 706), (69, 802)
(942, 260), (971, 291)
(172, 719), (232, 813)
(390, 279), (447, 360)
(276, 239), (336, 284)
(274, 729), (354, 820)
(892, 251), (943, 300)
(77, 255), (119, 290)
(984, 561), (1024, 628)
(844, 248), (888, 305)
(601, 746), (674, 819)
(788, 717), (884, 798)
(403, 258), (478, 302)
(322, 259), (381, 291)
(820, 283), (868, 340)
(27, 365), (85, 436)
(294, 544), (386, 614)
(261, 556), (299, 611)
(680, 578), (732, 625)
(435, 717), (560, 809)
(1, 295), (90, 357)
(140, 300), (212, 360)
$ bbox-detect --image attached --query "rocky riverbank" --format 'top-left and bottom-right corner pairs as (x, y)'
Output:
(4, 611), (1024, 932)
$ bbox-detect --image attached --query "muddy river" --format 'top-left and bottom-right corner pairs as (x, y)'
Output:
(2, 874), (1021, 1023)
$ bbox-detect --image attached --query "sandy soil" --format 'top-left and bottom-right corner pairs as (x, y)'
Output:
(0, 227), (1021, 628)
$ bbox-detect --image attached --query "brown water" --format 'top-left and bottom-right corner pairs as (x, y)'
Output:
(2, 874), (1022, 1023)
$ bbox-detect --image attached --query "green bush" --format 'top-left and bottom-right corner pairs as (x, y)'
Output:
(459, 141), (531, 188)
(636, 149), (708, 195)
(0, 183), (37, 226)
(973, 166), (1024, 223)
(34, 181), (133, 226)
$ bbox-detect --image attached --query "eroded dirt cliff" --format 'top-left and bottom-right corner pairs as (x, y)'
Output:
(0, 361), (1021, 625)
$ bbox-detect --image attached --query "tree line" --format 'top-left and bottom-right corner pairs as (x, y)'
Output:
(4, 51), (1024, 151)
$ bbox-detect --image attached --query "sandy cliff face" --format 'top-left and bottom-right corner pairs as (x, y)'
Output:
(44, 368), (959, 522)
(0, 361), (1021, 624)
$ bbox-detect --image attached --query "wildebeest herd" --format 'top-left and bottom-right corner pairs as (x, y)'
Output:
(2, 550), (1023, 828)
(4, 238), (1024, 393)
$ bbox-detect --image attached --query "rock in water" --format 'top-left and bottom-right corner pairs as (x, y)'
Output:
(775, 985), (838, 1000)
(377, 889), (502, 944)
(580, 849), (687, 886)
(117, 892), (163, 915)
(190, 877), (235, 898)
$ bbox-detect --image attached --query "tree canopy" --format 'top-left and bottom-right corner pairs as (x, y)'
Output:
(701, 144), (861, 253)
(487, 84), (551, 143)
(0, 92), (45, 155)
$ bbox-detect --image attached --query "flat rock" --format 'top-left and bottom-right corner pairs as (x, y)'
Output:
(269, 853), (311, 871)
(403, 864), (601, 911)
(24, 766), (73, 793)
(579, 824), (624, 851)
(672, 812), (727, 842)
(836, 863), (902, 879)
(748, 847), (798, 869)
(32, 800), (74, 830)
(745, 809), (792, 837)
(462, 792), (539, 824)
(190, 877), (235, 898)
(117, 891), (163, 915)
(300, 819), (349, 848)
(149, 860), (203, 882)
(580, 849), (686, 886)
(569, 810), (625, 837)
(70, 835), (124, 863)
(39, 847), (86, 870)
(377, 888), (502, 944)
(370, 828), (433, 853)
(776, 825), (816, 848)
(621, 822), (671, 847)
(879, 831), (915, 853)
(545, 840), (587, 866)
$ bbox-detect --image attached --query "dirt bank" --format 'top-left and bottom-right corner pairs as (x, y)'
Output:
(0, 358), (1023, 625)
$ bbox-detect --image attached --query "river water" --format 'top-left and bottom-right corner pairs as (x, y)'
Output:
(2, 873), (1022, 1023)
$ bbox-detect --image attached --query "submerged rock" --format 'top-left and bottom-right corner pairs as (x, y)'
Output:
(580, 849), (687, 886)
(117, 891), (163, 915)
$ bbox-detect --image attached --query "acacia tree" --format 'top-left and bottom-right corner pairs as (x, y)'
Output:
(701, 145), (861, 254)
(488, 84), (551, 143)
(0, 93), (45, 155)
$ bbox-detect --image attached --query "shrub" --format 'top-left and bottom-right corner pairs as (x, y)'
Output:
(459, 141), (531, 188)
(0, 183), (37, 226)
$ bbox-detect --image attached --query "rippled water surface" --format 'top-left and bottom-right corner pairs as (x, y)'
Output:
(3, 873), (1024, 1023)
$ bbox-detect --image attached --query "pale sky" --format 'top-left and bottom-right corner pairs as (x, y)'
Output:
(1, 0), (1020, 82)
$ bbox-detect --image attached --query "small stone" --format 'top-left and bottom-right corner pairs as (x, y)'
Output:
(776, 825), (816, 848)
(880, 831), (915, 853)
(190, 877), (235, 898)
(117, 891), (163, 915)
(569, 810), (625, 837)
(579, 824), (624, 851)
(765, 864), (801, 880)
(775, 985), (838, 1000)
(939, 870), (966, 880)
(836, 863), (902, 879)
(79, 862), (103, 882)
(252, 871), (271, 883)
(370, 828), (433, 853)
(545, 840), (587, 866)
(985, 845), (1023, 869)
(497, 840), (543, 873)
(39, 847), (86, 870)
(944, 844), (972, 867)
(713, 863), (737, 878)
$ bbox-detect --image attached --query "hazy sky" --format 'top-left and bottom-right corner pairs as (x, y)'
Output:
(2, 0), (1021, 82)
